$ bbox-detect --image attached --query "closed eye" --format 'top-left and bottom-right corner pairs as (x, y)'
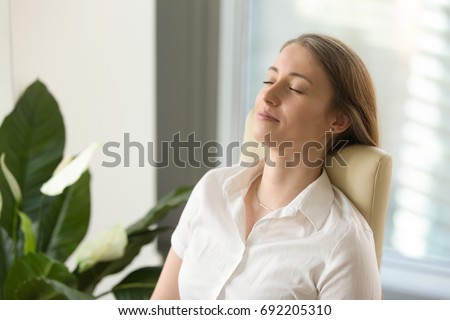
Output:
(289, 87), (303, 94)
(263, 81), (303, 94)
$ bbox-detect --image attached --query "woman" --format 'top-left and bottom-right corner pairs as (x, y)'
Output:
(151, 33), (381, 299)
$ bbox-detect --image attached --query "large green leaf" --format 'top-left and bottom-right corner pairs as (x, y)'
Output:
(14, 278), (93, 300)
(0, 154), (22, 262)
(112, 266), (162, 300)
(0, 227), (13, 299)
(127, 186), (192, 235)
(38, 171), (91, 262)
(3, 252), (77, 299)
(75, 187), (191, 294)
(0, 163), (18, 246)
(75, 228), (167, 294)
(0, 80), (65, 236)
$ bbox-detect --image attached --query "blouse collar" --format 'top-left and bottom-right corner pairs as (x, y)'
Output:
(223, 158), (334, 231)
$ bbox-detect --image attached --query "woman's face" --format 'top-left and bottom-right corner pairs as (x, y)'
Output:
(254, 43), (336, 153)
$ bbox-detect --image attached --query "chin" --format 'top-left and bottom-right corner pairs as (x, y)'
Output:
(253, 128), (282, 148)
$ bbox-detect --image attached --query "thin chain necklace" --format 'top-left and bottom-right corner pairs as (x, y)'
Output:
(255, 179), (275, 211)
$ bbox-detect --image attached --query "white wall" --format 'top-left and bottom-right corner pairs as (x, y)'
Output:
(8, 0), (158, 296)
(0, 0), (13, 117)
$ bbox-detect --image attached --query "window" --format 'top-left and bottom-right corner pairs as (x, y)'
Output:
(219, 0), (450, 298)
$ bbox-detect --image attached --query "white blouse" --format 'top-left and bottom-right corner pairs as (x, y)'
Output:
(171, 160), (381, 299)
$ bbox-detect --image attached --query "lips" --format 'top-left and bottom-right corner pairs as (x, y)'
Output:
(257, 110), (279, 122)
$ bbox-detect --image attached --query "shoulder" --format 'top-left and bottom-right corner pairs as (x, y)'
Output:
(305, 170), (372, 237)
(202, 163), (245, 181)
(186, 164), (247, 204)
(331, 186), (372, 232)
(323, 186), (377, 262)
(318, 186), (379, 278)
(194, 163), (247, 190)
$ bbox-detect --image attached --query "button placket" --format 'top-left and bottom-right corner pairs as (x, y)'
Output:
(215, 243), (247, 299)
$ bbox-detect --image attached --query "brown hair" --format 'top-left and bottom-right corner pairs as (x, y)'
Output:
(282, 33), (379, 151)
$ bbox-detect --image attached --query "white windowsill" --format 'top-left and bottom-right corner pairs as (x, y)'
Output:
(381, 247), (450, 299)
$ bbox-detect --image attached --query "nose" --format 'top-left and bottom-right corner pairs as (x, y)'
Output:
(262, 82), (281, 106)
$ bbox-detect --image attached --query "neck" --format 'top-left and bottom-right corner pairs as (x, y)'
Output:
(256, 148), (323, 210)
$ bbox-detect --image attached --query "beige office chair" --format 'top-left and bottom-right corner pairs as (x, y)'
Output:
(241, 109), (392, 268)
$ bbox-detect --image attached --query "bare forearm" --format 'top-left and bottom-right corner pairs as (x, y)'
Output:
(151, 248), (182, 300)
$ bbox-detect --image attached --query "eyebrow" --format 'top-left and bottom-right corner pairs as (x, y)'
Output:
(268, 66), (313, 85)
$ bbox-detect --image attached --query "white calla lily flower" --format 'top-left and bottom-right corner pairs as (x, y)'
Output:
(53, 155), (75, 175)
(0, 153), (22, 203)
(76, 224), (128, 272)
(40, 143), (99, 196)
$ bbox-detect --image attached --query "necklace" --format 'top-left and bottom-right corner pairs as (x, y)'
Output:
(255, 183), (275, 211)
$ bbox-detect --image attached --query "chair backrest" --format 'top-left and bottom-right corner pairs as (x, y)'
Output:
(240, 109), (393, 268)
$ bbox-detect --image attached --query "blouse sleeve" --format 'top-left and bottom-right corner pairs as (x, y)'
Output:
(316, 225), (382, 300)
(170, 181), (200, 259)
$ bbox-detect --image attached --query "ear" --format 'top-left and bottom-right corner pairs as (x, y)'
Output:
(330, 111), (351, 134)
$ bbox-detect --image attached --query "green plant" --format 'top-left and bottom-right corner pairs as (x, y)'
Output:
(0, 80), (191, 299)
